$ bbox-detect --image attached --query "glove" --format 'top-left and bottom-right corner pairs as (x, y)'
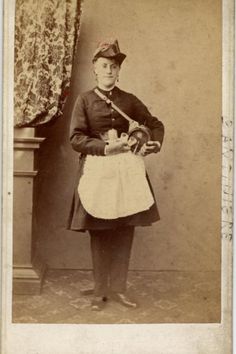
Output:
(105, 140), (131, 155)
(139, 141), (161, 156)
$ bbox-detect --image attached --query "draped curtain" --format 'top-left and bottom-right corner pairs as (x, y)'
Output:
(14, 0), (81, 127)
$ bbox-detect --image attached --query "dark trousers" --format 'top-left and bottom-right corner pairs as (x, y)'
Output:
(89, 226), (135, 296)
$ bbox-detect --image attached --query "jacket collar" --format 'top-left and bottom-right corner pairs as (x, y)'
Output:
(95, 86), (119, 97)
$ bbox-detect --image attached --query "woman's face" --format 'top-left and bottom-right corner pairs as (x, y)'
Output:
(94, 57), (120, 89)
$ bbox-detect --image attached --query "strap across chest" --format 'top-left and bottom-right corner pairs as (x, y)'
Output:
(94, 88), (139, 129)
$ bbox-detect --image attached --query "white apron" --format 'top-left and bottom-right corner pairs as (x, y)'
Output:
(78, 151), (154, 219)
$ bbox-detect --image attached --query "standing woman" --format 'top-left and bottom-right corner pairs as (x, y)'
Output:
(68, 39), (164, 311)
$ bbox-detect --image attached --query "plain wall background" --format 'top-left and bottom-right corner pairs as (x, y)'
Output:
(34, 0), (222, 271)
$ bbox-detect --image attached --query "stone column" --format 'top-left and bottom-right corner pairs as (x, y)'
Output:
(13, 128), (46, 294)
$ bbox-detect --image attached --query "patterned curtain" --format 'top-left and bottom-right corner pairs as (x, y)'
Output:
(14, 0), (81, 127)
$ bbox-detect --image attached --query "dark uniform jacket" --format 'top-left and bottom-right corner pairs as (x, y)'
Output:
(67, 86), (165, 232)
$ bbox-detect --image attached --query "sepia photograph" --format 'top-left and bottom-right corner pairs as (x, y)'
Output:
(1, 0), (234, 353)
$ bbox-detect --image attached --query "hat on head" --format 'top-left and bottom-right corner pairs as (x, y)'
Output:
(92, 39), (126, 65)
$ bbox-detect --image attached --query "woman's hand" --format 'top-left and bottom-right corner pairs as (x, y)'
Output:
(140, 141), (161, 156)
(105, 140), (131, 155)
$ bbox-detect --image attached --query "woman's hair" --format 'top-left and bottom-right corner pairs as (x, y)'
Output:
(92, 56), (121, 67)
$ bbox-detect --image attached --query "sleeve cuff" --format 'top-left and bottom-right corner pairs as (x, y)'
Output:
(104, 143), (109, 156)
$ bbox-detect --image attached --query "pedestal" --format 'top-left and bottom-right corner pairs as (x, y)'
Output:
(13, 128), (47, 294)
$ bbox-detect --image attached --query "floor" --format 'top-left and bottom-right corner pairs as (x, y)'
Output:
(12, 269), (221, 324)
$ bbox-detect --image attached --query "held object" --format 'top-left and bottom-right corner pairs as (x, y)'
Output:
(94, 88), (151, 153)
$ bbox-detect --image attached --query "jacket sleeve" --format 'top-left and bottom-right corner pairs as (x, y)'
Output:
(130, 94), (165, 147)
(69, 95), (106, 156)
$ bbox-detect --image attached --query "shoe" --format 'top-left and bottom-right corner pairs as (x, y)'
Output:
(111, 292), (138, 308)
(91, 296), (107, 311)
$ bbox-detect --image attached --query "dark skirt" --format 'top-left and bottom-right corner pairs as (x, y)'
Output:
(67, 155), (160, 232)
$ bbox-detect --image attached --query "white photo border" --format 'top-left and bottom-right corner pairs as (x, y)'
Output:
(1, 0), (234, 353)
